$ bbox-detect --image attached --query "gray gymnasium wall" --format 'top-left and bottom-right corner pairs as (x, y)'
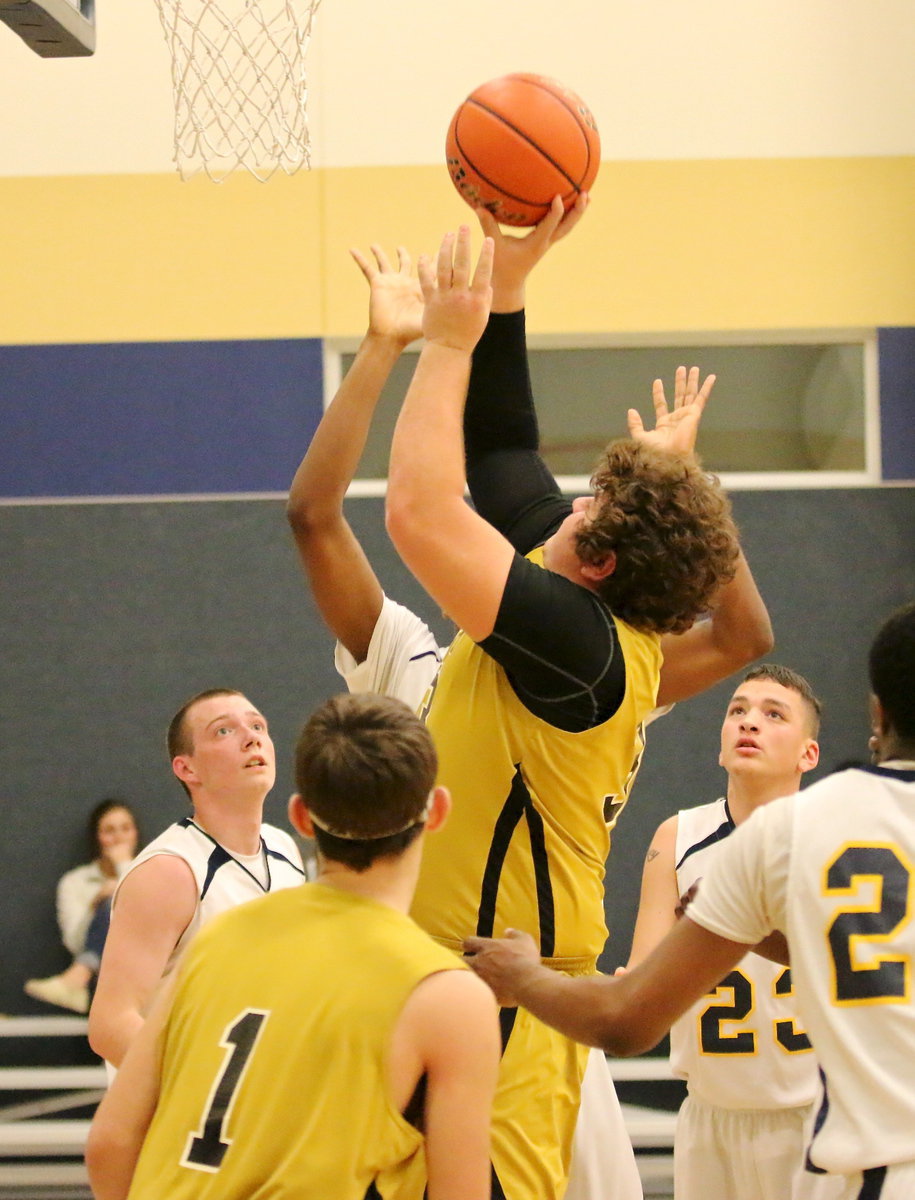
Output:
(3, 488), (914, 1016)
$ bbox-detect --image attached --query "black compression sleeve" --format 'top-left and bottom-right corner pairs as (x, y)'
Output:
(464, 310), (568, 551)
(464, 310), (538, 457)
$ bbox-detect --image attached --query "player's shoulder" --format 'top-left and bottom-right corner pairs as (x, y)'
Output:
(407, 966), (498, 1035)
(674, 795), (729, 840)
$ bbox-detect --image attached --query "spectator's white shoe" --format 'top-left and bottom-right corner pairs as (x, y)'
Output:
(24, 975), (89, 1014)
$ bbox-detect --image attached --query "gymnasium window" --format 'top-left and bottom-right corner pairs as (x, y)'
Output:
(327, 333), (875, 490)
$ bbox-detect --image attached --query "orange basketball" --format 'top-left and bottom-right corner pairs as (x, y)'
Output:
(445, 73), (600, 227)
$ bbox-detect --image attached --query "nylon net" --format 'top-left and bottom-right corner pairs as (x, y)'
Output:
(153, 0), (322, 181)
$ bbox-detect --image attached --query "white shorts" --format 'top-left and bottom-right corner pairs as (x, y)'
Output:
(675, 1094), (846, 1200)
(565, 1048), (643, 1200)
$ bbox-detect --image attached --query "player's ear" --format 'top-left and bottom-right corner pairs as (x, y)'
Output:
(288, 793), (315, 838)
(580, 550), (616, 584)
(424, 786), (451, 833)
(172, 755), (197, 787)
(869, 693), (889, 738)
(798, 738), (819, 774)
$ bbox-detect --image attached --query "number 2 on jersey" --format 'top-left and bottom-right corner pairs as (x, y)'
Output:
(825, 844), (913, 1005)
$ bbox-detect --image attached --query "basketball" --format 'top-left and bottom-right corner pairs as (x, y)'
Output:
(445, 73), (600, 227)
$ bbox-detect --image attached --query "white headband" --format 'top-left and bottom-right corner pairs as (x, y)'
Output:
(308, 791), (434, 841)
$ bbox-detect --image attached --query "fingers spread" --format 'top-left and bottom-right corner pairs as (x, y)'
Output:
(651, 377), (669, 419)
(472, 236), (495, 293)
(697, 372), (717, 405)
(349, 246), (375, 280)
(417, 252), (436, 301)
(451, 225), (472, 287)
(626, 407), (645, 438)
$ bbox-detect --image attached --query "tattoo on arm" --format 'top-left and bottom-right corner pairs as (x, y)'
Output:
(646, 848), (660, 863)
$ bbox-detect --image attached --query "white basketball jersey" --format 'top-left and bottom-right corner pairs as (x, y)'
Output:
(117, 818), (305, 975)
(335, 595), (442, 711)
(689, 764), (915, 1173)
(670, 797), (817, 1110)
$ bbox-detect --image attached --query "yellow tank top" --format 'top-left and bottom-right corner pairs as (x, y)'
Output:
(127, 884), (463, 1200)
(411, 551), (661, 967)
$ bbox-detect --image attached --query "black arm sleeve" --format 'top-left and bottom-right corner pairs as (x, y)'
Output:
(464, 311), (571, 554)
(478, 554), (627, 733)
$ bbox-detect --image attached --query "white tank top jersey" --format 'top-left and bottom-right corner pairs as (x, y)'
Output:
(334, 595), (443, 711)
(670, 797), (818, 1110)
(688, 764), (915, 1175)
(115, 818), (306, 976)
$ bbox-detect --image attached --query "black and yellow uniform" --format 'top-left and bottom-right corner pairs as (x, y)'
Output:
(408, 310), (663, 1198)
(413, 547), (660, 963)
(127, 884), (464, 1200)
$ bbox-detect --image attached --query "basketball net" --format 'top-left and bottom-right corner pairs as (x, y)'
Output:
(153, 0), (322, 181)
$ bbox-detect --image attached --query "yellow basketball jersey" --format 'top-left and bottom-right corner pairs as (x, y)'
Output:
(127, 884), (463, 1200)
(411, 550), (662, 966)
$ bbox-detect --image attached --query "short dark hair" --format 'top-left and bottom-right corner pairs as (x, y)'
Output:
(869, 601), (915, 741)
(294, 693), (438, 873)
(577, 441), (739, 635)
(167, 689), (245, 800)
(742, 663), (822, 737)
(86, 797), (139, 861)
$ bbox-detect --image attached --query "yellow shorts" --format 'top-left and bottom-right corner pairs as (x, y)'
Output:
(491, 1005), (590, 1199)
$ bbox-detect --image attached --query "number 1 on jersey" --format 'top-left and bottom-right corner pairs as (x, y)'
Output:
(182, 1009), (270, 1172)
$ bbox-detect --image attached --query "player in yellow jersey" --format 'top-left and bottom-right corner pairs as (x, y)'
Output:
(288, 200), (771, 1200)
(85, 693), (500, 1200)
(467, 604), (915, 1200)
(382, 223), (753, 1199)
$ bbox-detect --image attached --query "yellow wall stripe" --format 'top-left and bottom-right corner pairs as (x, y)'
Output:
(3, 157), (913, 345)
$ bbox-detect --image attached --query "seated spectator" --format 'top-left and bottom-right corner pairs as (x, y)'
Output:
(25, 798), (139, 1014)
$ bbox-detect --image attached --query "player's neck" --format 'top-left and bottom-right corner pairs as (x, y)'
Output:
(315, 844), (423, 915)
(877, 733), (915, 764)
(726, 773), (801, 823)
(191, 797), (265, 856)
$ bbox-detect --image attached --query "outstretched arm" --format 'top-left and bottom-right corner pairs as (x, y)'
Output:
(476, 192), (589, 312)
(464, 917), (750, 1057)
(387, 228), (516, 642)
(463, 198), (589, 548)
(657, 550), (773, 705)
(287, 246), (423, 664)
(627, 366), (773, 703)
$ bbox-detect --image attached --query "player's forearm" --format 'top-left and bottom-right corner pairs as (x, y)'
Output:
(85, 1128), (140, 1200)
(387, 342), (472, 546)
(464, 311), (539, 461)
(706, 549), (773, 662)
(287, 333), (403, 528)
(656, 549), (773, 706)
(515, 967), (660, 1057)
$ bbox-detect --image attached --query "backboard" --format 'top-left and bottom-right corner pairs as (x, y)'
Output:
(0, 0), (95, 56)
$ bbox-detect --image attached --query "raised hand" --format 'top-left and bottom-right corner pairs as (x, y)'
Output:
(418, 226), (495, 354)
(350, 244), (424, 348)
(627, 365), (716, 459)
(475, 192), (589, 311)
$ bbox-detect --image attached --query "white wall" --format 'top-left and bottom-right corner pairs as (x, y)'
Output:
(2, 0), (914, 177)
